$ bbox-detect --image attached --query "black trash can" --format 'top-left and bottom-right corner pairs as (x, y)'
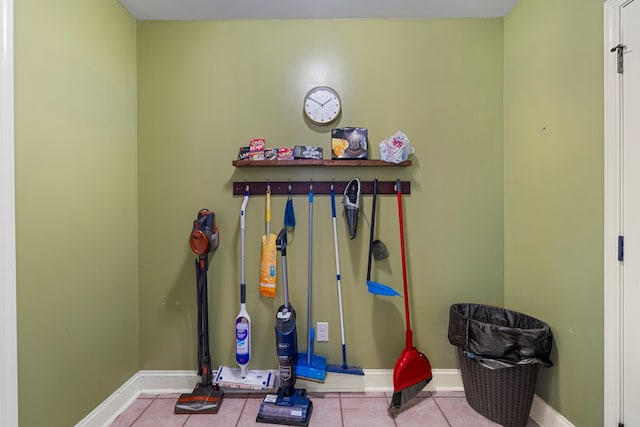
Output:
(448, 303), (553, 427)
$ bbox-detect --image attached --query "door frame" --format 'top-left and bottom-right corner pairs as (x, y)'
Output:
(603, 0), (632, 425)
(0, 0), (18, 425)
(0, 2), (630, 426)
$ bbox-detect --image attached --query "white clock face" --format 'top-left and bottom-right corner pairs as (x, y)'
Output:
(303, 86), (341, 125)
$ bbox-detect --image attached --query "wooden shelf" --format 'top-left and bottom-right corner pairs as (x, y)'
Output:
(232, 159), (412, 167)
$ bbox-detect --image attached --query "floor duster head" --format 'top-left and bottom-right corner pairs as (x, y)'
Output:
(214, 366), (275, 391)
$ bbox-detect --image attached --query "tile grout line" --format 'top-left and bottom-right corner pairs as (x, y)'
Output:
(127, 396), (155, 427)
(235, 395), (249, 427)
(432, 396), (456, 427)
(389, 395), (400, 427)
(181, 395), (189, 427)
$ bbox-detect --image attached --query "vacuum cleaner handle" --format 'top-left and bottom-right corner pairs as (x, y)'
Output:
(276, 227), (288, 255)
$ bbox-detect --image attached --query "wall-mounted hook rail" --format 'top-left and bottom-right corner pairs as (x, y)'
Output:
(232, 181), (410, 196)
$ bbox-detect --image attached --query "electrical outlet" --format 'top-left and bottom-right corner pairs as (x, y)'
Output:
(317, 322), (329, 342)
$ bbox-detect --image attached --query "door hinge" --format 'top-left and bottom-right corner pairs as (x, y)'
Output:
(618, 235), (624, 261)
(618, 422), (624, 427)
(611, 44), (625, 73)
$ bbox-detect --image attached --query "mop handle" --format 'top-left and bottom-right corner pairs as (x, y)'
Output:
(397, 180), (412, 341)
(240, 188), (249, 304)
(331, 186), (347, 347)
(307, 185), (314, 364)
(366, 178), (378, 282)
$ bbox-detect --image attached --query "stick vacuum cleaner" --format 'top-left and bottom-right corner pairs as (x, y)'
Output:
(175, 209), (223, 414)
(256, 228), (313, 427)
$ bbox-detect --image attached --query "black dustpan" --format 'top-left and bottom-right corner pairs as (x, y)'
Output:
(366, 178), (400, 297)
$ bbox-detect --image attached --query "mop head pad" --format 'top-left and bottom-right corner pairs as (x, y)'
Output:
(296, 352), (327, 383)
(215, 366), (276, 391)
(326, 363), (364, 376)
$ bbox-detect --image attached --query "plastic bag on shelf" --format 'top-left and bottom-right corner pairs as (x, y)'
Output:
(379, 130), (415, 163)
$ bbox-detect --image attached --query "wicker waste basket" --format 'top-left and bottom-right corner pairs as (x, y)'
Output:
(448, 304), (553, 427)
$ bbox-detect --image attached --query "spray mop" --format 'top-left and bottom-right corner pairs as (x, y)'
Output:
(215, 188), (276, 391)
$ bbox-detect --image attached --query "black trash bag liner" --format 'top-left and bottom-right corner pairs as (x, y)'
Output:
(448, 303), (553, 370)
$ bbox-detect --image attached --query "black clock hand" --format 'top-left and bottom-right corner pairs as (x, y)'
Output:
(321, 96), (336, 107)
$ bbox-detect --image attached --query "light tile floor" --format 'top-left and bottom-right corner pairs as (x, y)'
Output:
(110, 391), (540, 426)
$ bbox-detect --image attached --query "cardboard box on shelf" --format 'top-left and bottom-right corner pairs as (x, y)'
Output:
(331, 127), (368, 159)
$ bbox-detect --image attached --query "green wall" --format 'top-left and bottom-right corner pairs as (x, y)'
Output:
(11, 2), (610, 425)
(14, 1), (138, 426)
(137, 19), (504, 372)
(504, 1), (604, 426)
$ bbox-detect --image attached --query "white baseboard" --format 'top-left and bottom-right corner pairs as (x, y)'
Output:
(296, 368), (463, 392)
(530, 395), (575, 427)
(75, 372), (143, 427)
(76, 369), (572, 427)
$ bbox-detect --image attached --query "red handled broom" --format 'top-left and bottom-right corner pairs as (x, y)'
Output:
(388, 179), (433, 415)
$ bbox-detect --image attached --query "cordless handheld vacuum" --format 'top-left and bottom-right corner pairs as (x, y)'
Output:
(256, 228), (313, 427)
(175, 209), (224, 414)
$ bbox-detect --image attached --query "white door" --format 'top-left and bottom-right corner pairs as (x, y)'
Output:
(621, 0), (640, 424)
(0, 0), (18, 426)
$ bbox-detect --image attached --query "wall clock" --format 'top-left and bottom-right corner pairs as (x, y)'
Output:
(303, 86), (341, 125)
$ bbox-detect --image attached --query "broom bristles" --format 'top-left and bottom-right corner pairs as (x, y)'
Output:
(388, 378), (431, 415)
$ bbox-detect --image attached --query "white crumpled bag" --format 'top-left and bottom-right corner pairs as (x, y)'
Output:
(379, 131), (415, 163)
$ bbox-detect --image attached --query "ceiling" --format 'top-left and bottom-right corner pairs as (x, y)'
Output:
(118, 0), (520, 20)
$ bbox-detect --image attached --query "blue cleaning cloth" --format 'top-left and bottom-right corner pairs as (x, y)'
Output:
(284, 196), (295, 231)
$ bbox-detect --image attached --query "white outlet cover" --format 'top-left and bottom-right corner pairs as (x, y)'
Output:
(317, 322), (329, 342)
